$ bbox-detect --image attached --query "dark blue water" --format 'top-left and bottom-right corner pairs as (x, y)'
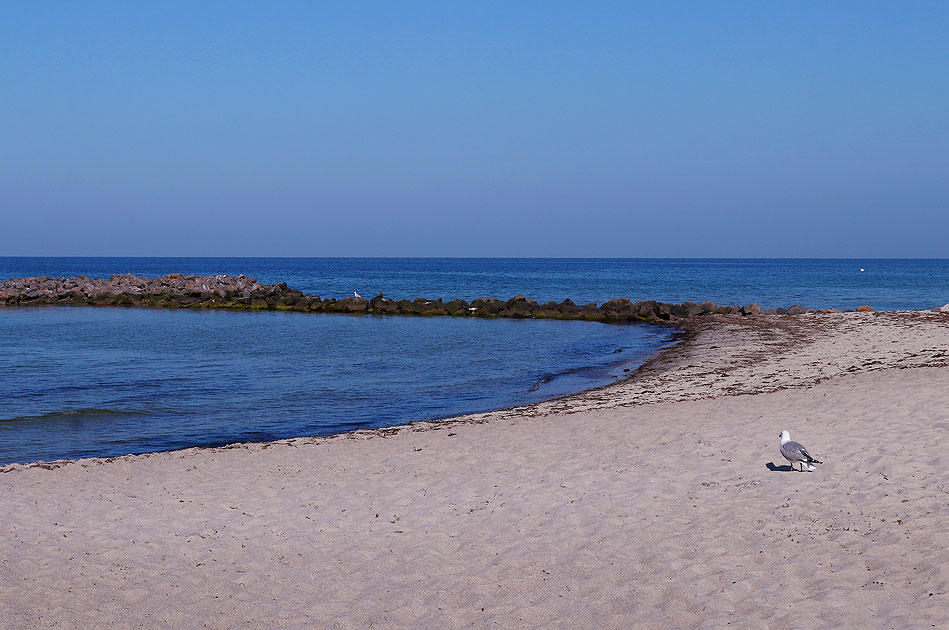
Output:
(2, 257), (947, 465)
(0, 306), (677, 464)
(2, 257), (948, 310)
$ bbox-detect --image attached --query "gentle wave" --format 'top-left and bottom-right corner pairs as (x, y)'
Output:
(1, 408), (150, 424)
(528, 374), (555, 392)
(527, 349), (643, 393)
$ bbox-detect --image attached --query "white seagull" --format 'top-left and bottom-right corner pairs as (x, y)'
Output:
(353, 291), (362, 298)
(780, 430), (822, 472)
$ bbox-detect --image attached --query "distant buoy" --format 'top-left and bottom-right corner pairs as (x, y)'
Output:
(860, 268), (865, 272)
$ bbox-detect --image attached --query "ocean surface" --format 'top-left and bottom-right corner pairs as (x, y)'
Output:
(3, 257), (949, 310)
(2, 258), (947, 464)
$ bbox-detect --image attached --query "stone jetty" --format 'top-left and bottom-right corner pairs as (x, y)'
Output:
(0, 273), (847, 322)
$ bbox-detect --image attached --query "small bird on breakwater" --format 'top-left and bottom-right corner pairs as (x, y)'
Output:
(779, 430), (822, 472)
(353, 291), (362, 298)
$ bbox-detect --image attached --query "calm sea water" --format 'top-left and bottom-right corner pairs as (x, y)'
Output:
(2, 257), (948, 310)
(0, 305), (677, 464)
(1, 257), (947, 464)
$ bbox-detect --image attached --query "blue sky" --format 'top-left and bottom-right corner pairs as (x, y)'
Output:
(1, 2), (946, 256)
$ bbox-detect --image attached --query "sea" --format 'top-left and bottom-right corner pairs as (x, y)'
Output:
(2, 257), (947, 465)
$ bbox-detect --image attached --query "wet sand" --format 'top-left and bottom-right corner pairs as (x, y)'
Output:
(2, 311), (947, 628)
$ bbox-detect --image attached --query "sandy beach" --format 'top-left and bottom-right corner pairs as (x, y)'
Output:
(2, 311), (947, 629)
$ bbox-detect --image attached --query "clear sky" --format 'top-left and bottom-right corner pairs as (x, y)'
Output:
(1, 1), (946, 257)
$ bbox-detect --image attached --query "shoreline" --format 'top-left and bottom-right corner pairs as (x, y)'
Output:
(4, 309), (947, 473)
(0, 318), (687, 471)
(0, 312), (682, 468)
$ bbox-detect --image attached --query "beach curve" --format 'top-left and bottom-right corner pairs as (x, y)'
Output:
(1, 310), (948, 628)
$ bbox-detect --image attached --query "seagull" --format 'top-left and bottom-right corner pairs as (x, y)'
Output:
(353, 291), (362, 298)
(780, 430), (822, 472)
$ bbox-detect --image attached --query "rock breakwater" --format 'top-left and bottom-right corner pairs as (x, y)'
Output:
(0, 273), (849, 322)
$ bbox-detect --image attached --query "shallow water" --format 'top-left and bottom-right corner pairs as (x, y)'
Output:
(0, 307), (676, 464)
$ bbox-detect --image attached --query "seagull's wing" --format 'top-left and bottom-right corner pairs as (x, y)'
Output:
(784, 440), (821, 464)
(798, 445), (821, 464)
(781, 442), (798, 462)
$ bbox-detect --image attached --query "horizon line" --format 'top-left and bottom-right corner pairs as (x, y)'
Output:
(2, 256), (948, 261)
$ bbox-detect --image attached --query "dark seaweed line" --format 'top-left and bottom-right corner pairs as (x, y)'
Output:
(0, 273), (847, 323)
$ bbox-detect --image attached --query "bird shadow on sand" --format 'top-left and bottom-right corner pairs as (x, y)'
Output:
(766, 462), (795, 472)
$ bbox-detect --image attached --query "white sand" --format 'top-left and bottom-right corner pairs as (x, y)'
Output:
(1, 311), (947, 628)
